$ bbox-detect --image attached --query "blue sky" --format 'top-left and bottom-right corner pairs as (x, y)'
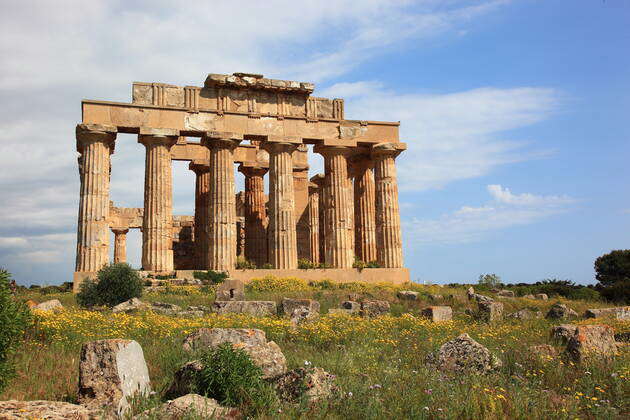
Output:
(0, 0), (628, 285)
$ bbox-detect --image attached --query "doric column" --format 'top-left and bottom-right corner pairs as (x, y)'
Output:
(310, 174), (326, 264)
(315, 146), (355, 268)
(262, 141), (299, 269)
(189, 161), (210, 269)
(75, 123), (117, 273)
(203, 132), (242, 272)
(238, 165), (268, 267)
(351, 156), (377, 263)
(111, 228), (129, 264)
(293, 167), (311, 261)
(372, 143), (404, 268)
(138, 128), (179, 272)
(307, 183), (320, 264)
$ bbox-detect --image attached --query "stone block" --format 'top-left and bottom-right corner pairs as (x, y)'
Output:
(566, 325), (618, 362)
(78, 339), (151, 415)
(112, 297), (148, 313)
(341, 300), (361, 312)
(535, 293), (548, 300)
(290, 307), (319, 325)
(506, 308), (542, 320)
(273, 367), (338, 403)
(497, 290), (515, 297)
(426, 333), (502, 374)
(360, 300), (390, 317)
(546, 303), (578, 319)
(397, 290), (419, 300)
(281, 298), (320, 316)
(478, 301), (503, 322)
(33, 299), (63, 312)
(584, 306), (630, 320)
(421, 306), (453, 322)
(212, 301), (277, 317)
(150, 301), (182, 315)
(139, 394), (239, 419)
(551, 324), (578, 344)
(216, 279), (245, 301)
(0, 400), (101, 419)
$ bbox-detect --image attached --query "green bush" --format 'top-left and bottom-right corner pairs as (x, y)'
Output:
(77, 263), (143, 308)
(194, 343), (277, 415)
(193, 270), (228, 285)
(298, 258), (317, 269)
(0, 269), (32, 393)
(236, 256), (257, 270)
(598, 279), (630, 304)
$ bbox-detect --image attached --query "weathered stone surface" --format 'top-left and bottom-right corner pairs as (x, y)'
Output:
(478, 301), (503, 322)
(551, 324), (578, 344)
(523, 294), (536, 299)
(290, 307), (319, 325)
(33, 299), (63, 312)
(0, 400), (101, 420)
(180, 328), (286, 379)
(216, 279), (245, 301)
(137, 394), (239, 420)
(212, 301), (277, 317)
(360, 300), (390, 317)
(466, 287), (475, 300)
(497, 290), (515, 297)
(177, 310), (204, 318)
(150, 301), (182, 315)
(273, 367), (338, 403)
(78, 339), (151, 415)
(584, 306), (630, 320)
(281, 298), (320, 316)
(506, 308), (541, 320)
(165, 361), (204, 399)
(421, 306), (452, 322)
(426, 333), (502, 374)
(341, 301), (361, 312)
(25, 299), (38, 308)
(535, 293), (549, 300)
(112, 298), (148, 313)
(546, 303), (578, 319)
(566, 325), (617, 362)
(397, 290), (419, 300)
(187, 305), (211, 312)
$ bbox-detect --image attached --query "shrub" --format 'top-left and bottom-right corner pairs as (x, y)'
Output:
(246, 275), (309, 293)
(353, 259), (367, 270)
(0, 269), (32, 393)
(298, 258), (317, 269)
(193, 270), (228, 285)
(477, 273), (502, 288)
(260, 263), (273, 269)
(598, 279), (630, 304)
(76, 263), (143, 308)
(195, 343), (277, 415)
(235, 256), (257, 270)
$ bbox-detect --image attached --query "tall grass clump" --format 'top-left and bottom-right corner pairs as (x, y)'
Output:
(0, 269), (32, 393)
(77, 263), (143, 308)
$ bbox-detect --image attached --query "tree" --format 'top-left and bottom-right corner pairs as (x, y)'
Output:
(478, 273), (502, 288)
(594, 250), (630, 286)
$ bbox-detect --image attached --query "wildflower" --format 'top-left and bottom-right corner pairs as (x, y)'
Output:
(423, 407), (429, 411)
(304, 360), (312, 366)
(347, 392), (353, 397)
(424, 389), (432, 395)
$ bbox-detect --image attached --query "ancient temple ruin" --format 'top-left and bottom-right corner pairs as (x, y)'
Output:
(74, 72), (408, 289)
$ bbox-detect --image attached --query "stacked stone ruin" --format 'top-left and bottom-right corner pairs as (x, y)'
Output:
(73, 72), (409, 290)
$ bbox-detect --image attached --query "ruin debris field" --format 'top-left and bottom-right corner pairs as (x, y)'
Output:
(5, 280), (629, 419)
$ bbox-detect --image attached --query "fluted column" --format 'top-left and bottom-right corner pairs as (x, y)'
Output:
(307, 183), (320, 264)
(262, 141), (298, 269)
(138, 128), (179, 272)
(238, 165), (268, 267)
(75, 123), (117, 273)
(190, 161), (210, 269)
(316, 146), (355, 268)
(112, 228), (129, 264)
(310, 174), (326, 264)
(351, 157), (377, 263)
(203, 132), (242, 272)
(372, 143), (404, 268)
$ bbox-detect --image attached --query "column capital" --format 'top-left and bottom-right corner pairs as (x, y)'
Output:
(261, 141), (299, 154)
(313, 144), (353, 157)
(76, 123), (117, 153)
(138, 128), (179, 148)
(202, 131), (243, 150)
(111, 227), (129, 235)
(309, 173), (325, 187)
(238, 164), (268, 177)
(370, 142), (406, 159)
(189, 160), (211, 175)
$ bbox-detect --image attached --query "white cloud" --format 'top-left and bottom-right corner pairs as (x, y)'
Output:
(404, 184), (576, 244)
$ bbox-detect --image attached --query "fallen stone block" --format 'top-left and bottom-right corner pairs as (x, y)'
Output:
(523, 294), (536, 299)
(506, 308), (542, 320)
(497, 290), (515, 298)
(290, 307), (319, 325)
(360, 300), (390, 317)
(78, 339), (151, 416)
(566, 325), (617, 362)
(426, 333), (502, 374)
(212, 300), (276, 317)
(33, 299), (63, 312)
(215, 279), (245, 301)
(478, 301), (503, 322)
(397, 290), (419, 300)
(281, 298), (320, 316)
(584, 306), (630, 320)
(546, 303), (578, 320)
(273, 367), (338, 403)
(177, 310), (205, 318)
(112, 297), (148, 313)
(0, 400), (101, 420)
(551, 324), (578, 344)
(340, 301), (361, 312)
(535, 293), (548, 300)
(138, 394), (239, 419)
(421, 306), (452, 322)
(150, 301), (182, 315)
(165, 361), (204, 399)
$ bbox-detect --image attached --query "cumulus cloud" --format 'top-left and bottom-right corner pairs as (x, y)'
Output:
(404, 185), (576, 244)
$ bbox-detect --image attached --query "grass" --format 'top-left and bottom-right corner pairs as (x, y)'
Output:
(4, 281), (629, 419)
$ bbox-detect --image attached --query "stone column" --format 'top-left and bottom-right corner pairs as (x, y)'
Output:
(316, 146), (354, 268)
(262, 141), (299, 269)
(351, 157), (377, 263)
(138, 128), (179, 272)
(372, 143), (404, 268)
(310, 174), (326, 264)
(189, 161), (210, 269)
(203, 132), (242, 272)
(293, 168), (311, 261)
(238, 165), (268, 267)
(111, 228), (129, 264)
(75, 123), (117, 273)
(307, 183), (320, 264)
